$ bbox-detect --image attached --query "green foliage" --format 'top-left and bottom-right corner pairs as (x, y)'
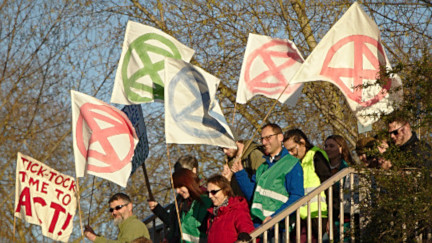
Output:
(358, 53), (432, 242)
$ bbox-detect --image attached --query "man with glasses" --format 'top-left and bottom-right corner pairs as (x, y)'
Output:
(283, 128), (331, 242)
(84, 193), (150, 242)
(232, 123), (304, 226)
(387, 112), (432, 169)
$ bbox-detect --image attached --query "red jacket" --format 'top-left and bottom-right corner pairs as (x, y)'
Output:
(207, 196), (255, 243)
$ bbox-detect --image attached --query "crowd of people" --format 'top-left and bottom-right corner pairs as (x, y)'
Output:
(83, 111), (431, 243)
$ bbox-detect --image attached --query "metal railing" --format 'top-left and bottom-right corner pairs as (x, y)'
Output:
(249, 167), (357, 243)
(144, 167), (431, 242)
(143, 204), (171, 243)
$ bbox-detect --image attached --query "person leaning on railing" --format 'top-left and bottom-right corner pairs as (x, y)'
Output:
(324, 135), (356, 242)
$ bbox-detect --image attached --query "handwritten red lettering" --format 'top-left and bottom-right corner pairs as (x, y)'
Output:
(19, 171), (27, 182)
(55, 188), (64, 200)
(69, 180), (76, 193)
(49, 202), (65, 233)
(62, 194), (71, 206)
(15, 187), (32, 216)
(41, 182), (49, 194)
(28, 177), (41, 191)
(62, 178), (70, 189)
(55, 175), (64, 185)
(37, 166), (47, 177)
(48, 171), (57, 182)
(21, 156), (30, 167)
(30, 163), (38, 173)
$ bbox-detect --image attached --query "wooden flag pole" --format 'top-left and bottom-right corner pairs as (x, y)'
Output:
(166, 145), (183, 242)
(87, 176), (96, 225)
(13, 214), (16, 242)
(75, 177), (85, 243)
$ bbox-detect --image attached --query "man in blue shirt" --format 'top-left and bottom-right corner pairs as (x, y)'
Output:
(232, 123), (304, 224)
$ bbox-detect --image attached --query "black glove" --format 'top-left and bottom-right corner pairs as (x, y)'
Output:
(84, 225), (97, 235)
(237, 232), (252, 241)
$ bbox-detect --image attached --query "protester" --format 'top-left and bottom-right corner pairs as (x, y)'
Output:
(284, 128), (331, 242)
(174, 155), (199, 174)
(232, 123), (304, 226)
(374, 134), (392, 170)
(220, 140), (265, 200)
(324, 135), (356, 242)
(148, 168), (211, 243)
(174, 155), (206, 188)
(206, 174), (254, 243)
(386, 112), (432, 169)
(84, 193), (150, 242)
(355, 137), (379, 168)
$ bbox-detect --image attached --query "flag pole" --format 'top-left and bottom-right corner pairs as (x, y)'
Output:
(141, 162), (155, 201)
(231, 103), (237, 128)
(87, 176), (96, 225)
(13, 214), (16, 242)
(166, 144), (183, 242)
(75, 177), (85, 243)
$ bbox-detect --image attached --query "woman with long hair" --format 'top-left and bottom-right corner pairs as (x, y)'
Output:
(324, 135), (357, 242)
(324, 135), (354, 174)
(206, 174), (254, 243)
(149, 168), (211, 243)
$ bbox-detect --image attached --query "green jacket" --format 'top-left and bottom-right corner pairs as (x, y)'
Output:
(94, 215), (150, 243)
(251, 154), (298, 221)
(181, 195), (212, 243)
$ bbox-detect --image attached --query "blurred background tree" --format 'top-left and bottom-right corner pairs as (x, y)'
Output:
(1, 0), (430, 241)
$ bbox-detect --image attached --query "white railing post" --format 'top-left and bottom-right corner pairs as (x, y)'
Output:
(248, 168), (356, 242)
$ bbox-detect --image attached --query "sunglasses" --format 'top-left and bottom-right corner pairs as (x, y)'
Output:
(389, 123), (406, 136)
(207, 189), (222, 196)
(109, 203), (128, 213)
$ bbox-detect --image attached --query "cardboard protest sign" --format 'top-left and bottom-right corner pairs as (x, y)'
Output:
(14, 153), (76, 242)
(72, 90), (138, 187)
(164, 58), (236, 149)
(111, 20), (195, 105)
(290, 2), (402, 126)
(237, 33), (304, 105)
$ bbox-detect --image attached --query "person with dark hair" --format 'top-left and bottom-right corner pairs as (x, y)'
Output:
(206, 174), (254, 243)
(387, 112), (432, 169)
(355, 137), (379, 168)
(220, 140), (265, 201)
(324, 135), (356, 242)
(149, 168), (211, 243)
(232, 123), (304, 227)
(283, 128), (331, 242)
(84, 193), (150, 242)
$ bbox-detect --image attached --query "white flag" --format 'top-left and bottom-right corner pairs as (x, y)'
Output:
(111, 20), (195, 105)
(72, 90), (138, 187)
(237, 33), (304, 105)
(15, 153), (77, 242)
(290, 2), (402, 126)
(164, 58), (236, 149)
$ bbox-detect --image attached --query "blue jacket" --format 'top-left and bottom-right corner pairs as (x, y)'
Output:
(235, 147), (304, 218)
